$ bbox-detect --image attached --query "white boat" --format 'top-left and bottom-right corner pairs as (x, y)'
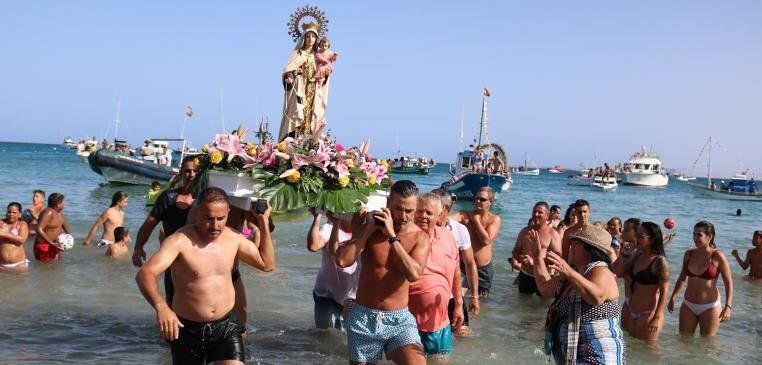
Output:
(512, 153), (540, 176)
(63, 137), (77, 149)
(592, 175), (618, 191)
(548, 165), (566, 174)
(621, 147), (669, 187)
(75, 138), (98, 161)
(673, 172), (696, 182)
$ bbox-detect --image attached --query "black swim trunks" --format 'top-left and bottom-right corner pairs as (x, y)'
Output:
(171, 311), (245, 365)
(462, 261), (494, 297)
(518, 271), (540, 295)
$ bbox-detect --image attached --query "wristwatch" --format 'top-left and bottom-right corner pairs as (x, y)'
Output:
(388, 236), (401, 245)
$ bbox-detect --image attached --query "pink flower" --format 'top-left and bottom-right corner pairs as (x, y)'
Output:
(331, 159), (350, 179)
(335, 144), (344, 152)
(213, 134), (246, 162)
(263, 154), (277, 169)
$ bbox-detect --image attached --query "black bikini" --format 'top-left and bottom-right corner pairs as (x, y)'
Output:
(630, 255), (660, 291)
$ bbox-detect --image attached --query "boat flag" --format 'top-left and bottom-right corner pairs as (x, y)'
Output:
(185, 106), (193, 118)
(483, 88), (490, 97)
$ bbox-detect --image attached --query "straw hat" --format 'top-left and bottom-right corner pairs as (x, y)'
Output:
(570, 224), (613, 256)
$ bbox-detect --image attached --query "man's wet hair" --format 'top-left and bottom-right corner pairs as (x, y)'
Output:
(198, 187), (229, 206)
(33, 189), (45, 197)
(534, 201), (550, 211)
(550, 204), (561, 213)
(48, 193), (64, 207)
(390, 180), (418, 198)
(114, 226), (129, 242)
(574, 199), (590, 209)
(181, 154), (197, 166)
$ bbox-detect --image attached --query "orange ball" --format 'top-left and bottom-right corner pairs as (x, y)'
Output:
(664, 218), (676, 229)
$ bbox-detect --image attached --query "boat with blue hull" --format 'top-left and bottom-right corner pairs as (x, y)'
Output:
(88, 138), (188, 185)
(441, 89), (512, 199)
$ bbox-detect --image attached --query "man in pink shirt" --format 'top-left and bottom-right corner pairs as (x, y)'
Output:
(409, 192), (464, 358)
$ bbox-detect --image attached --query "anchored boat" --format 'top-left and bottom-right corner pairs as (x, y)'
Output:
(88, 138), (189, 185)
(441, 89), (512, 199)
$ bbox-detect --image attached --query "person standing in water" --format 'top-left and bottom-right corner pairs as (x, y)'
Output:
(83, 191), (128, 246)
(135, 187), (275, 365)
(1, 202), (30, 270)
(450, 187), (502, 297)
(21, 189), (45, 233)
(731, 230), (762, 281)
(668, 220), (734, 336)
(34, 193), (72, 263)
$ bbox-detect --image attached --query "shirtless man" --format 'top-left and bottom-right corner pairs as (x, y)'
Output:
(731, 230), (762, 280)
(83, 191), (128, 246)
(21, 189), (45, 233)
(548, 205), (562, 229)
(135, 187), (274, 365)
(34, 193), (72, 263)
(561, 199), (591, 261)
(450, 187), (502, 297)
(336, 180), (430, 365)
(1, 202), (30, 270)
(511, 202), (561, 295)
(133, 156), (197, 305)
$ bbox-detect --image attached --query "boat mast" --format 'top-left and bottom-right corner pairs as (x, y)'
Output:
(478, 93), (488, 147)
(707, 136), (712, 188)
(459, 102), (464, 152)
(113, 97), (121, 141)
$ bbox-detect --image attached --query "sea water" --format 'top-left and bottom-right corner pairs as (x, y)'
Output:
(0, 142), (760, 364)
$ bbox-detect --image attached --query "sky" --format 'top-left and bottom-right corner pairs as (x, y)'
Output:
(1, 1), (760, 177)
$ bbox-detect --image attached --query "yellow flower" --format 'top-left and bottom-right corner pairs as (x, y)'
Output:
(379, 159), (390, 168)
(346, 159), (355, 168)
(368, 175), (377, 185)
(201, 144), (210, 153)
(247, 145), (258, 157)
(339, 176), (350, 187)
(210, 150), (223, 164)
(277, 141), (287, 152)
(193, 157), (200, 170)
(285, 170), (301, 183)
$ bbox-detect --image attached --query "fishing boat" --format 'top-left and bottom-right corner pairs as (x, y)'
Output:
(548, 165), (566, 174)
(88, 138), (189, 185)
(512, 153), (540, 176)
(441, 89), (512, 199)
(621, 147), (669, 187)
(687, 137), (762, 201)
(389, 156), (433, 175)
(592, 175), (617, 191)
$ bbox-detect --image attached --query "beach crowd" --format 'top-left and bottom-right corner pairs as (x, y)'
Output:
(2, 155), (761, 365)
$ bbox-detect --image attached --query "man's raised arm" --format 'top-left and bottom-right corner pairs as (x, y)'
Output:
(237, 202), (275, 272)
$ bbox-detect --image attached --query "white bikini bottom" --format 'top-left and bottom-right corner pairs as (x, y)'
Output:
(0, 259), (30, 269)
(683, 297), (720, 316)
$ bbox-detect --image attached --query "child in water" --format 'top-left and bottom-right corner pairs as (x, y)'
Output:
(105, 226), (129, 258)
(311, 37), (338, 83)
(146, 181), (162, 207)
(732, 230), (762, 281)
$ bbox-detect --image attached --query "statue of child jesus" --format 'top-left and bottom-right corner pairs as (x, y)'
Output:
(311, 37), (338, 83)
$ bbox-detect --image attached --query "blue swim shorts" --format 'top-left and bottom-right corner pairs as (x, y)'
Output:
(346, 303), (421, 363)
(420, 325), (452, 356)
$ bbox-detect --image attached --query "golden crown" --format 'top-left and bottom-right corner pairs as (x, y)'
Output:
(302, 21), (320, 33)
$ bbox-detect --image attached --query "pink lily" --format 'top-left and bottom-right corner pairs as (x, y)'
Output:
(214, 134), (246, 162)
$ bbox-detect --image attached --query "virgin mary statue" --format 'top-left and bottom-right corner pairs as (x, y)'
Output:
(279, 21), (331, 141)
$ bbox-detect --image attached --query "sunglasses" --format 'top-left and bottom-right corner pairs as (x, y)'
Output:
(475, 197), (490, 202)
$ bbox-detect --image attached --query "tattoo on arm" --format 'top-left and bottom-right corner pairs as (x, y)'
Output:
(654, 256), (670, 282)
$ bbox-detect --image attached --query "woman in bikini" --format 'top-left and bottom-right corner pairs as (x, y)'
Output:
(0, 202), (31, 271)
(621, 221), (670, 343)
(668, 220), (734, 336)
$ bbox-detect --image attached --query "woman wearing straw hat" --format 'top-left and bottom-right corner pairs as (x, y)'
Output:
(527, 224), (625, 364)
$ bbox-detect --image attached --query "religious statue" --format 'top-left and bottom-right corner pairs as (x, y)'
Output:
(279, 5), (333, 141)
